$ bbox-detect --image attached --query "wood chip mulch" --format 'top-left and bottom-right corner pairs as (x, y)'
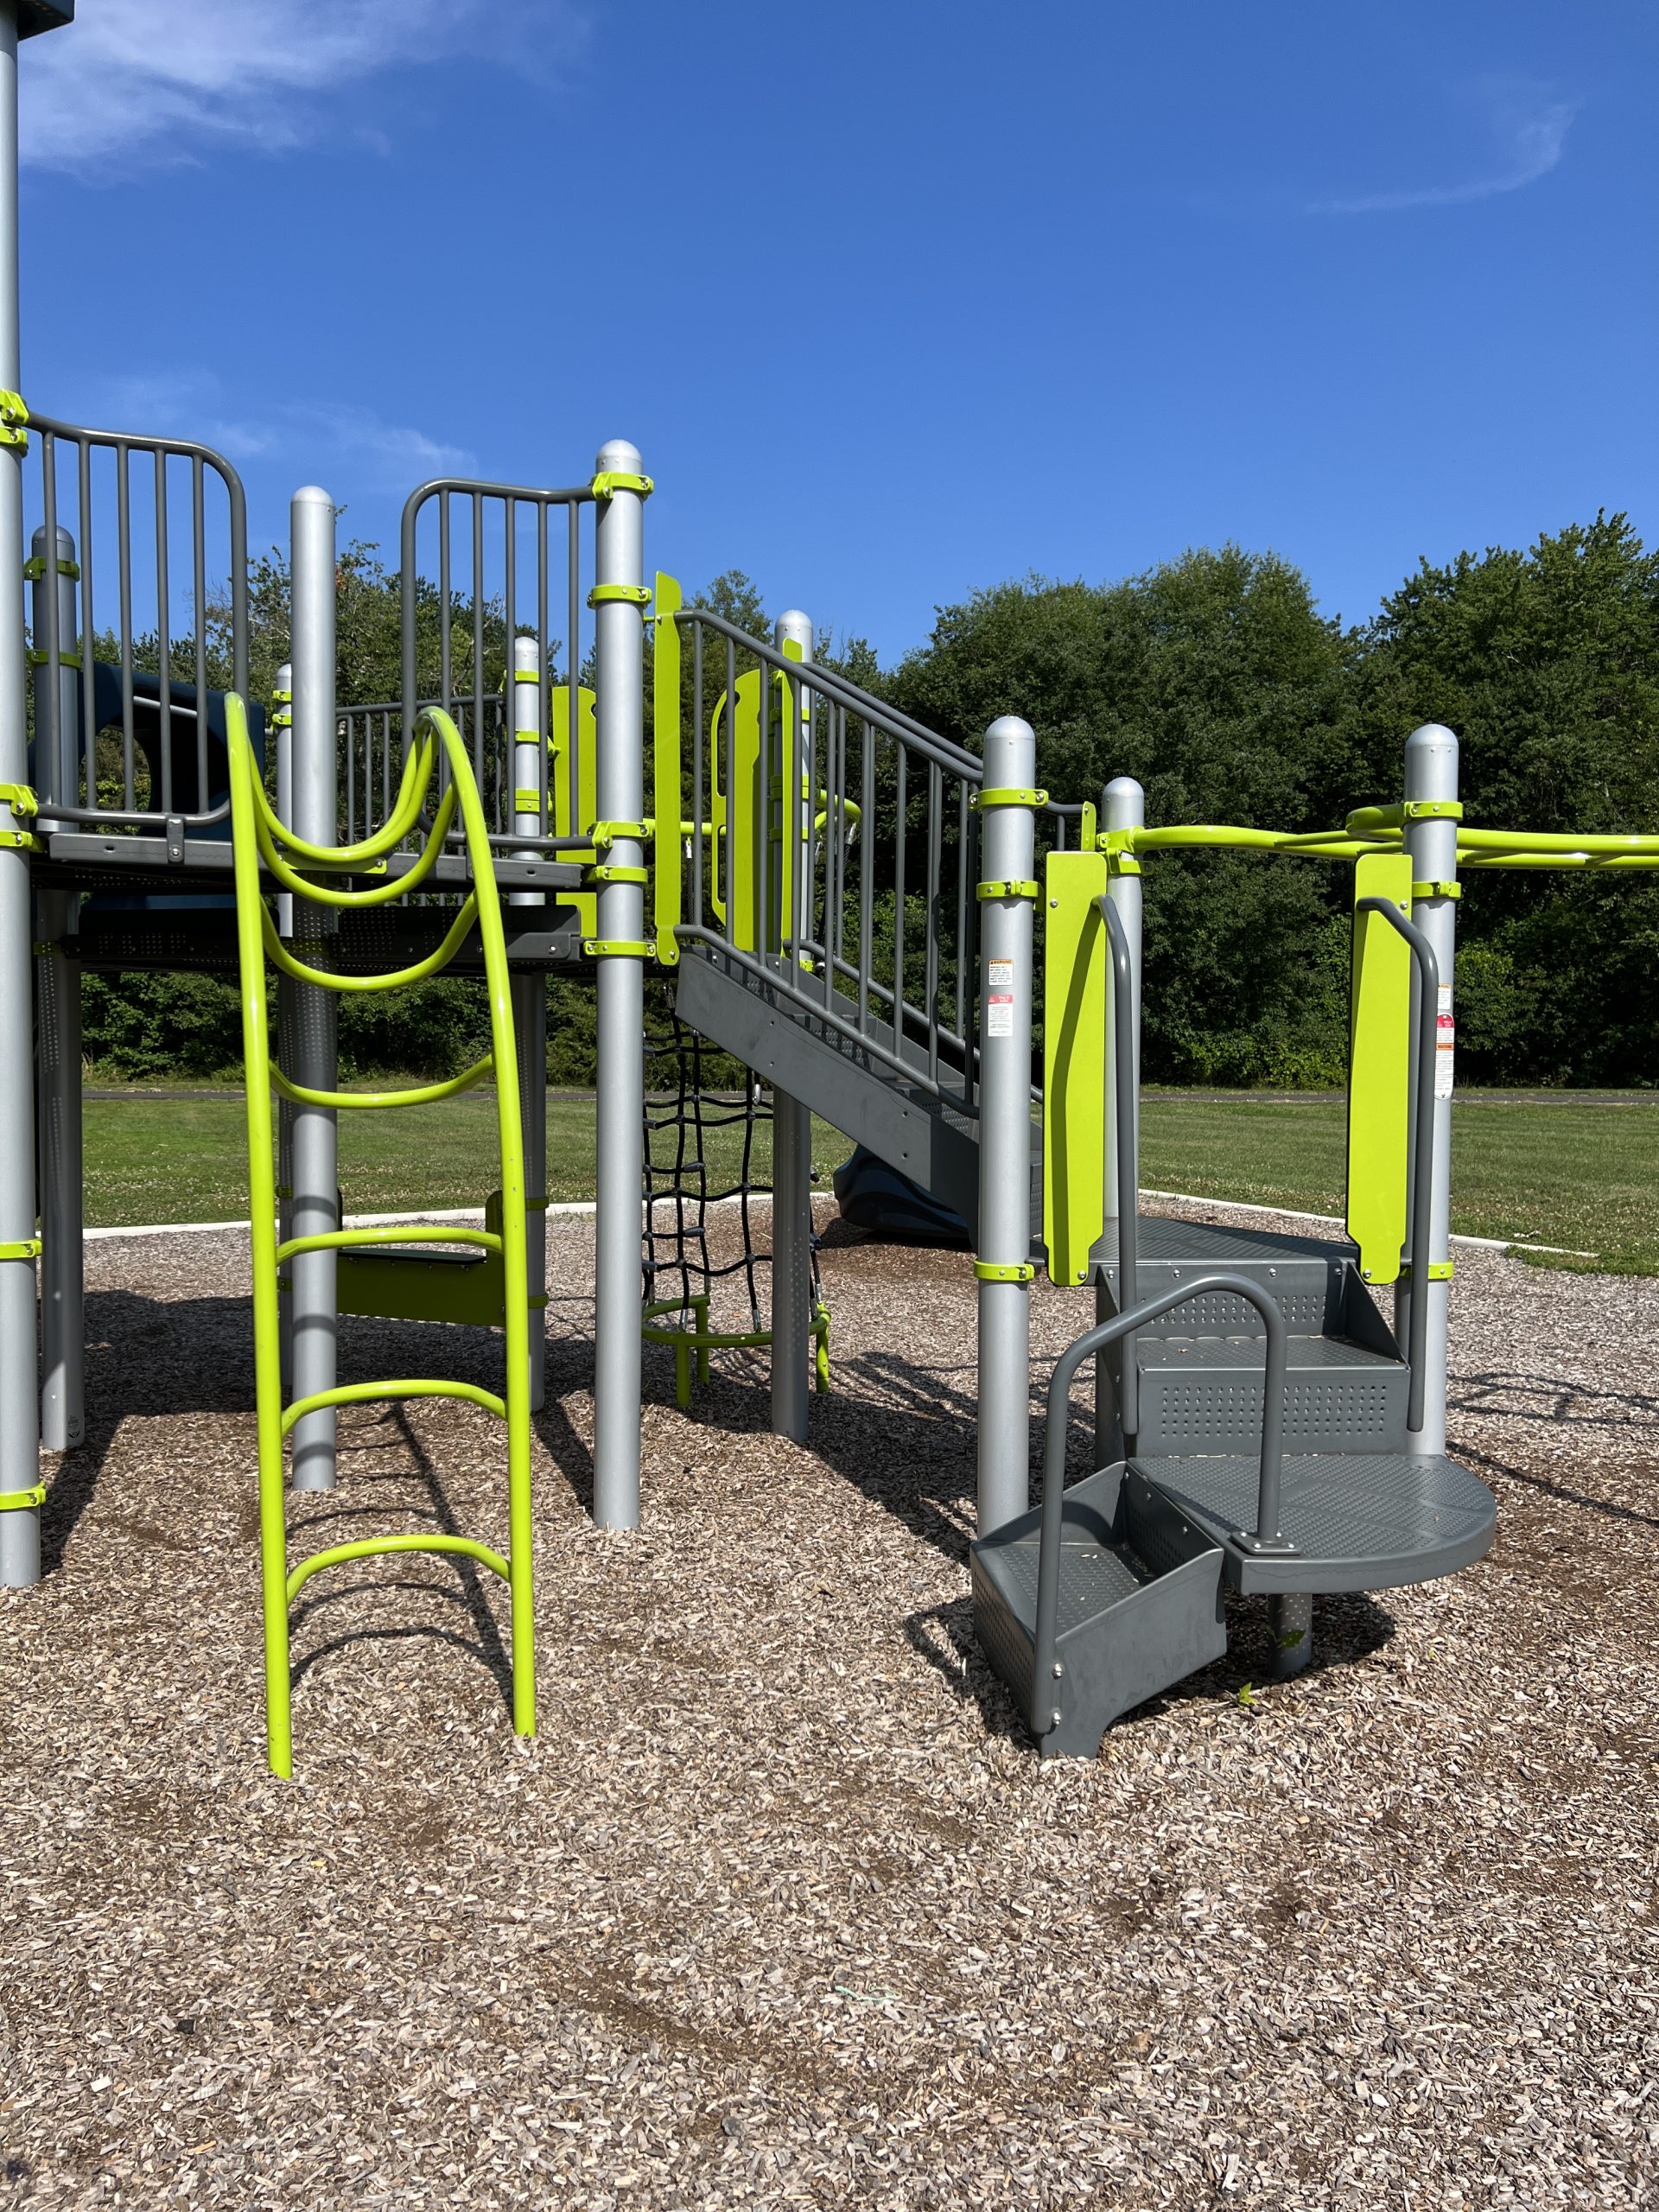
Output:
(2, 1196), (1655, 2208)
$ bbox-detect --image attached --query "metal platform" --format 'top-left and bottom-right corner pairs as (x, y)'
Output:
(1134, 1451), (1497, 1593)
(1090, 1213), (1355, 1333)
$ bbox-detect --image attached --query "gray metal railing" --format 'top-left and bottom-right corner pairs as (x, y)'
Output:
(392, 474), (601, 857)
(25, 414), (249, 829)
(672, 607), (985, 1113)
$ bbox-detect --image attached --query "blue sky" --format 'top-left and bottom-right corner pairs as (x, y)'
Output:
(16, 0), (1656, 661)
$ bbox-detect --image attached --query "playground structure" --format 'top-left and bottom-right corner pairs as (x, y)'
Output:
(4, 5), (1657, 1770)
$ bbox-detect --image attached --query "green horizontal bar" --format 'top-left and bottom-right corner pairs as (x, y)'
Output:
(280, 1377), (507, 1435)
(1130, 825), (1374, 860)
(276, 1224), (504, 1264)
(272, 1052), (494, 1110)
(260, 893), (479, 993)
(286, 1531), (512, 1605)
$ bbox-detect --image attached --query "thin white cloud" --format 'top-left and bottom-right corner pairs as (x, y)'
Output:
(73, 371), (473, 487)
(19, 0), (584, 176)
(1313, 87), (1579, 216)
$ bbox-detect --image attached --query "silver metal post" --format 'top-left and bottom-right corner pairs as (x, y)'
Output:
(272, 658), (296, 1390)
(590, 441), (645, 1529)
(289, 491), (339, 1491)
(975, 716), (1037, 1535)
(0, 6), (39, 1585)
(510, 632), (547, 1413)
(770, 607), (813, 1443)
(1096, 775), (1143, 1464)
(1399, 724), (1459, 1456)
(32, 526), (81, 1452)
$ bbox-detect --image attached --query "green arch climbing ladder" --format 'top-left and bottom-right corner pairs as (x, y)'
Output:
(226, 695), (535, 1777)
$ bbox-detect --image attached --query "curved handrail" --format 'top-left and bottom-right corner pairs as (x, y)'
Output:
(1028, 1272), (1293, 1742)
(1354, 896), (1440, 1432)
(226, 692), (534, 1777)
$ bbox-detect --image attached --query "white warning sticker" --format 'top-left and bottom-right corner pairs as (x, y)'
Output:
(988, 957), (1014, 988)
(1435, 982), (1454, 1099)
(986, 990), (1014, 1037)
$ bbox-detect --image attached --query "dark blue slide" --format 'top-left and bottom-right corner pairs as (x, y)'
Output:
(832, 1144), (969, 1246)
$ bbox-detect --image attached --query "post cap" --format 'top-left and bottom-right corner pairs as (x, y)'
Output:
(594, 438), (643, 476)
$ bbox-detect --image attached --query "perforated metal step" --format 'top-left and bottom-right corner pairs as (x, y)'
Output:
(1133, 1451), (1497, 1594)
(1091, 1214), (1354, 1335)
(1134, 1332), (1407, 1455)
(971, 1465), (1229, 1759)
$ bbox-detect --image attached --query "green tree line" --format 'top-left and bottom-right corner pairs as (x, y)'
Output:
(77, 515), (1659, 1088)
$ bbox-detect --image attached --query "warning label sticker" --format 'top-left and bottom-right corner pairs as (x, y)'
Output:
(1435, 982), (1455, 1100)
(986, 990), (1014, 1037)
(988, 957), (1014, 988)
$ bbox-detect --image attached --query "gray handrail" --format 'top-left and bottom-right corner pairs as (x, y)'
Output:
(1353, 896), (1440, 1433)
(1028, 1271), (1293, 1740)
(1097, 893), (1139, 1440)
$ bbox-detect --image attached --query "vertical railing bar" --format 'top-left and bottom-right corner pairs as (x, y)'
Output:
(925, 759), (942, 1084)
(154, 447), (172, 817)
(77, 436), (96, 809)
(955, 779), (969, 1058)
(501, 496), (516, 840)
(192, 454), (208, 815)
(858, 715), (873, 1035)
(567, 499), (581, 836)
(892, 745), (906, 1053)
(723, 632), (736, 935)
(690, 618), (704, 923)
(471, 491), (486, 821)
(115, 445), (135, 808)
(38, 431), (60, 807)
(537, 500), (550, 831)
(759, 645), (773, 976)
(438, 492), (453, 712)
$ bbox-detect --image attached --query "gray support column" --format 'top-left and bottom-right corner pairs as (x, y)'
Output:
(510, 632), (547, 1413)
(273, 660), (295, 1391)
(769, 607), (813, 1443)
(1399, 723), (1459, 1457)
(288, 492), (339, 1492)
(590, 441), (645, 1529)
(1095, 777), (1144, 1465)
(32, 528), (81, 1451)
(0, 7), (40, 1585)
(975, 716), (1037, 1535)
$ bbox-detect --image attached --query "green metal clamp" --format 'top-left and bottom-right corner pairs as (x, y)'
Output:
(0, 390), (28, 450)
(587, 583), (653, 610)
(582, 938), (653, 958)
(584, 864), (649, 886)
(0, 1238), (42, 1261)
(26, 646), (81, 670)
(0, 782), (38, 816)
(976, 878), (1039, 900)
(590, 470), (655, 500)
(22, 552), (79, 582)
(971, 786), (1047, 810)
(512, 787), (543, 814)
(0, 1481), (46, 1512)
(1412, 880), (1461, 900)
(1400, 1258), (1455, 1282)
(589, 819), (646, 849)
(512, 668), (541, 684)
(974, 1259), (1036, 1283)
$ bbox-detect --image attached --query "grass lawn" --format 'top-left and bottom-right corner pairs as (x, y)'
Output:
(82, 1086), (1659, 1275)
(81, 1092), (855, 1230)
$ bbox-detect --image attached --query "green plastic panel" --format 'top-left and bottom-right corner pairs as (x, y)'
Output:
(1043, 849), (1109, 1286)
(1346, 849), (1414, 1284)
(551, 683), (598, 935)
(652, 573), (683, 963)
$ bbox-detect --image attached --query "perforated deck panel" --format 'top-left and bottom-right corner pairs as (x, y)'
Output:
(1133, 1452), (1497, 1594)
(1136, 1334), (1407, 1454)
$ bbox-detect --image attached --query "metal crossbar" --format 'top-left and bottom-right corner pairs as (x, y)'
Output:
(227, 694), (535, 1777)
